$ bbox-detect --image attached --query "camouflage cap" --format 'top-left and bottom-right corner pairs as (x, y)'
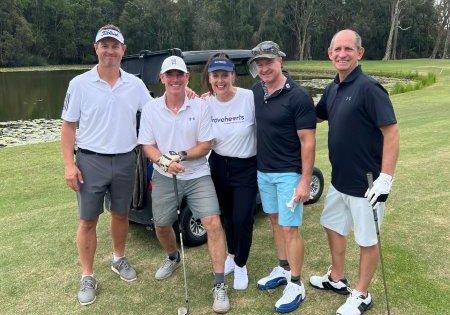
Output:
(248, 41), (286, 64)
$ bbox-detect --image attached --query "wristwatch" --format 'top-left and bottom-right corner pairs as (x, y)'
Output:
(178, 150), (187, 161)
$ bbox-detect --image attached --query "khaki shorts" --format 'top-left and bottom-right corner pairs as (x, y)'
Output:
(151, 171), (220, 226)
(320, 184), (385, 247)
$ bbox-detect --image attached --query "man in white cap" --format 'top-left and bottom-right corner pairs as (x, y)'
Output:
(61, 24), (152, 305)
(138, 55), (230, 314)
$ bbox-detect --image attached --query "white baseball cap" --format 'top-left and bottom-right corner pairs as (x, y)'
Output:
(160, 56), (188, 74)
(95, 28), (124, 44)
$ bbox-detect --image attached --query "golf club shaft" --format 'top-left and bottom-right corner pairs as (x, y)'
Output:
(172, 175), (189, 309)
(367, 172), (391, 315)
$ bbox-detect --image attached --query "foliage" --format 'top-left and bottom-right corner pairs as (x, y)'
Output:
(0, 0), (445, 66)
(390, 72), (437, 94)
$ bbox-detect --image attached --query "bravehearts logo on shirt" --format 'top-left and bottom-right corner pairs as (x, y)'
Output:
(211, 115), (245, 124)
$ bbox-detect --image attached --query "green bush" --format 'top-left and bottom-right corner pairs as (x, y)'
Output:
(390, 72), (436, 95)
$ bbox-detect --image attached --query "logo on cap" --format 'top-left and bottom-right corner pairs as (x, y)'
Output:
(95, 27), (124, 44)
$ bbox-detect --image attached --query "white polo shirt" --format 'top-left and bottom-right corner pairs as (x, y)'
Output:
(206, 88), (256, 158)
(61, 66), (152, 154)
(138, 95), (213, 180)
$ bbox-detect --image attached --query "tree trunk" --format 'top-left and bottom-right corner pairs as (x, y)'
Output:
(383, 0), (402, 61)
(432, 0), (450, 58)
(299, 16), (309, 60)
(442, 29), (450, 59)
(383, 0), (397, 60)
(431, 30), (443, 59)
(299, 38), (305, 60)
(284, 0), (314, 61)
(305, 35), (312, 60)
(392, 20), (399, 60)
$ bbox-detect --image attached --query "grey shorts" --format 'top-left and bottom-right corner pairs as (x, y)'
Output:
(75, 150), (136, 220)
(151, 171), (220, 226)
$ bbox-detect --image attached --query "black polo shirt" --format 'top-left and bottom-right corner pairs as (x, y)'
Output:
(253, 75), (316, 173)
(316, 65), (397, 197)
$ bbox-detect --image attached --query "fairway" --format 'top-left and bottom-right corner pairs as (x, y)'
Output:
(0, 59), (449, 314)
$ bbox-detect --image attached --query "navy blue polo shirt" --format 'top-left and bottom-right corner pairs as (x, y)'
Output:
(316, 65), (397, 197)
(253, 75), (316, 173)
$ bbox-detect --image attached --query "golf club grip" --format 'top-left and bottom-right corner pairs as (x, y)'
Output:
(367, 172), (374, 188)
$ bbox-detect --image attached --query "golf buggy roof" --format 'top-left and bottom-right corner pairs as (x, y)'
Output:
(121, 48), (252, 85)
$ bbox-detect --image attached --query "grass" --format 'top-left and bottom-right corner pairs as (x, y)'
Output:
(1, 59), (449, 314)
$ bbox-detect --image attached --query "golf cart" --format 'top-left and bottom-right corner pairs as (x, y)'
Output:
(120, 48), (325, 247)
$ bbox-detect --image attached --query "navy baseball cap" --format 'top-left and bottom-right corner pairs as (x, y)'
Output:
(208, 58), (235, 72)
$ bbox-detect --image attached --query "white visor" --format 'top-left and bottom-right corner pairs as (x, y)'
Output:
(95, 29), (124, 44)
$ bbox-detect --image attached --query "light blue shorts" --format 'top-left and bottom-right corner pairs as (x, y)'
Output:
(257, 171), (303, 227)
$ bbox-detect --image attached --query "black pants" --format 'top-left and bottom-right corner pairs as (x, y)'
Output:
(209, 150), (257, 267)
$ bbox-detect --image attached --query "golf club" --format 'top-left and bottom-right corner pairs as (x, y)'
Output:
(173, 175), (189, 315)
(367, 172), (391, 315)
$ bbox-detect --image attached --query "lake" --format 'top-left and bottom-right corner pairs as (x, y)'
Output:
(0, 69), (324, 122)
(0, 69), (329, 147)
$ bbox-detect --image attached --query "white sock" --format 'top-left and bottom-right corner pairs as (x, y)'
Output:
(81, 273), (94, 279)
(113, 254), (125, 262)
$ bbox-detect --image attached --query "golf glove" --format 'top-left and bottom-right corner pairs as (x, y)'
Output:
(365, 173), (393, 207)
(158, 152), (181, 172)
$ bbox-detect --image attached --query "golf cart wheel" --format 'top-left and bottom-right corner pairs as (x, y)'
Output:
(304, 167), (324, 205)
(178, 205), (207, 247)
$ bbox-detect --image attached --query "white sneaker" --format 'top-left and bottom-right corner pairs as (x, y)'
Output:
(233, 265), (248, 290)
(257, 266), (291, 290)
(154, 256), (180, 280)
(309, 265), (350, 295)
(224, 255), (235, 275)
(274, 281), (305, 313)
(212, 283), (230, 313)
(336, 289), (373, 315)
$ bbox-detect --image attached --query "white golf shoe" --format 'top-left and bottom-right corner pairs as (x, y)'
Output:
(233, 265), (248, 290)
(224, 255), (235, 275)
(274, 281), (305, 313)
(309, 265), (350, 295)
(336, 289), (373, 315)
(257, 266), (290, 290)
(212, 283), (230, 313)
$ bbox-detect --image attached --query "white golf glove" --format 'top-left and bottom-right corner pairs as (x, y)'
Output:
(364, 173), (393, 207)
(158, 152), (181, 172)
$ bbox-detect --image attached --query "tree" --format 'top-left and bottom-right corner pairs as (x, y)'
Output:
(0, 0), (34, 66)
(283, 0), (315, 60)
(431, 0), (449, 58)
(383, 0), (409, 60)
(443, 26), (450, 58)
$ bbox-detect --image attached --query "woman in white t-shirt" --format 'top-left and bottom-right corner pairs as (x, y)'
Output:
(203, 53), (257, 291)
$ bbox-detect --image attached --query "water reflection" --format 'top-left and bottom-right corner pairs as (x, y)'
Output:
(0, 71), (83, 122)
(0, 69), (323, 122)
